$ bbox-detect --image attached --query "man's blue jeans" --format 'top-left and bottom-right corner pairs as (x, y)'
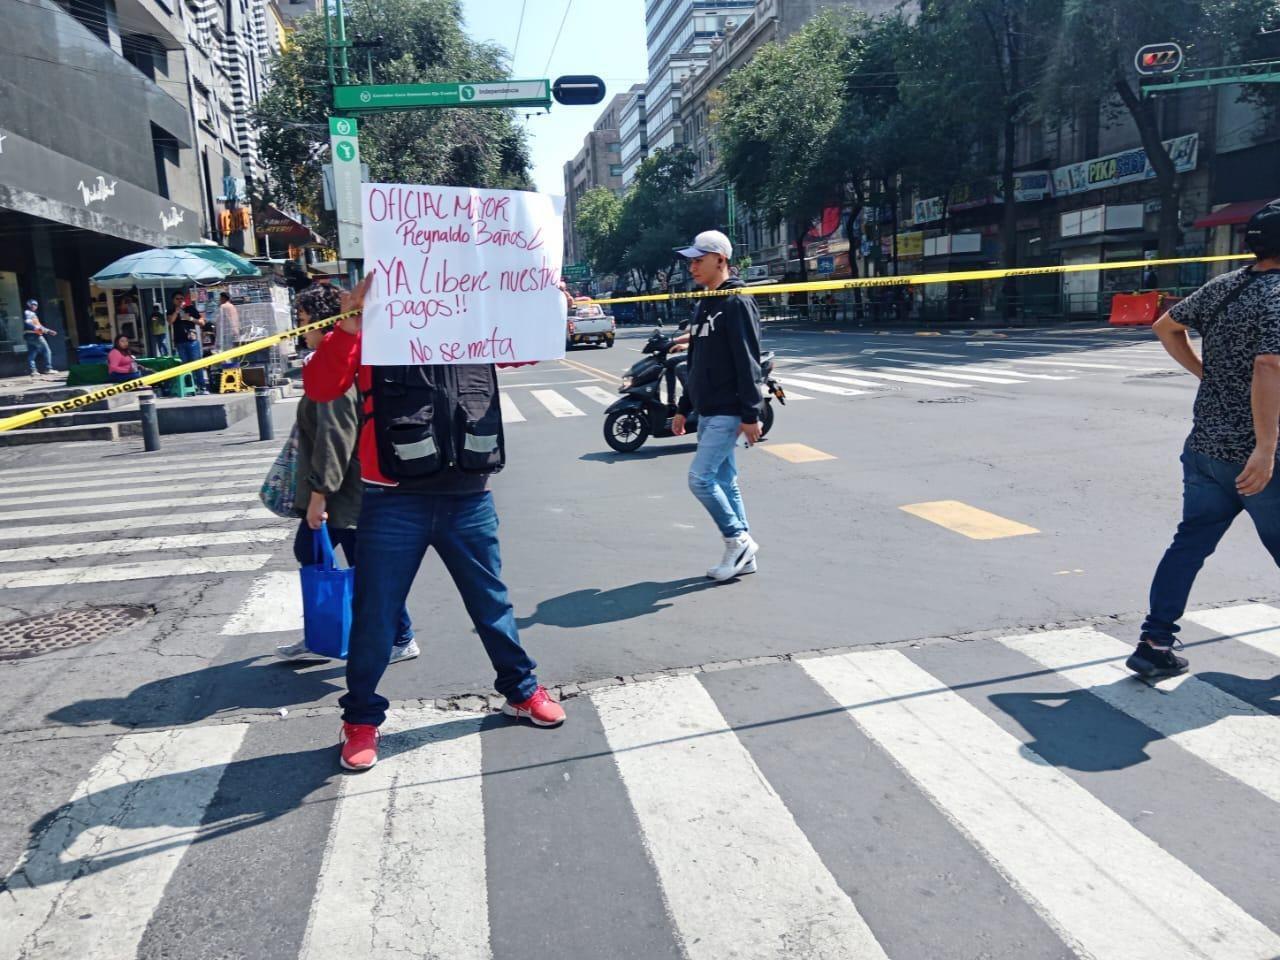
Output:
(1143, 445), (1280, 644)
(176, 339), (207, 390)
(340, 489), (539, 726)
(25, 337), (51, 374)
(688, 414), (749, 538)
(292, 520), (413, 647)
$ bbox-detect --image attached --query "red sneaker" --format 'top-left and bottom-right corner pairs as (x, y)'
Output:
(339, 722), (380, 771)
(502, 686), (566, 727)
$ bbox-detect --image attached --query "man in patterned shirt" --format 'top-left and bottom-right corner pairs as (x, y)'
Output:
(1129, 199), (1280, 679)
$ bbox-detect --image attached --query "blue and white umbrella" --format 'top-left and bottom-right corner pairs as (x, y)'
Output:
(90, 246), (259, 290)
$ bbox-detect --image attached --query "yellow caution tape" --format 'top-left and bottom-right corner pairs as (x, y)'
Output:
(586, 253), (1256, 305)
(0, 310), (360, 433)
(1, 251), (1254, 433)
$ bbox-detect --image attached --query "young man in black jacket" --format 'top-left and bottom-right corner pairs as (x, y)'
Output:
(672, 230), (765, 581)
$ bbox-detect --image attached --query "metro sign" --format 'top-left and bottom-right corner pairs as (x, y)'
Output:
(1135, 42), (1184, 76)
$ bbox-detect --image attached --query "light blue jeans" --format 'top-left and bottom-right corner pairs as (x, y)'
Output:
(688, 415), (749, 538)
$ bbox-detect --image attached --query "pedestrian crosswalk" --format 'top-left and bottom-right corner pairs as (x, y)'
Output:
(4, 601), (1278, 959)
(0, 445), (292, 594)
(768, 337), (1189, 404)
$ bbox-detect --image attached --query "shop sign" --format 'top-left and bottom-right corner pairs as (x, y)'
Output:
(948, 172), (1052, 211)
(913, 196), (945, 224)
(0, 126), (198, 245)
(895, 231), (924, 259)
(1052, 134), (1198, 197)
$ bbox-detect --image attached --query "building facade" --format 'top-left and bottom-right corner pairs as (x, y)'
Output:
(643, 0), (756, 157)
(0, 0), (279, 371)
(619, 89), (648, 187)
(563, 87), (642, 272)
(676, 0), (898, 278)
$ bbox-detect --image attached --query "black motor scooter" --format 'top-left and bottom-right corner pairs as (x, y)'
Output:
(602, 329), (785, 453)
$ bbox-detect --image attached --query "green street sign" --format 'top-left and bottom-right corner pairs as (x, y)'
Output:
(328, 116), (362, 258)
(562, 263), (591, 281)
(334, 80), (551, 112)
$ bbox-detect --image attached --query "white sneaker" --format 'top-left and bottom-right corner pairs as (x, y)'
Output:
(740, 556), (758, 575)
(388, 638), (420, 664)
(275, 640), (330, 662)
(707, 534), (758, 581)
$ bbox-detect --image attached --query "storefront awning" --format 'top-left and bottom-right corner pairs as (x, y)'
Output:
(1193, 199), (1271, 229)
(255, 204), (323, 245)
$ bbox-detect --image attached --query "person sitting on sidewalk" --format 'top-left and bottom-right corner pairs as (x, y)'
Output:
(303, 275), (565, 773)
(106, 335), (150, 384)
(275, 284), (417, 666)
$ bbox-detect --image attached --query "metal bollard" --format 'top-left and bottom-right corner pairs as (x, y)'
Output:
(138, 391), (161, 452)
(255, 386), (274, 442)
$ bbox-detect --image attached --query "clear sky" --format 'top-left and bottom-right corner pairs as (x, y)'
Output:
(458, 0), (650, 195)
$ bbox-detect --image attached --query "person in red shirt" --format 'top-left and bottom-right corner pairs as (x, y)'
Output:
(305, 276), (565, 772)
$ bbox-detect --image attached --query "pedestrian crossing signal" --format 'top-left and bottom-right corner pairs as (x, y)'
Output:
(1135, 42), (1184, 76)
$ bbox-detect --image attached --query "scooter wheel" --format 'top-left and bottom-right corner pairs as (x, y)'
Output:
(761, 401), (775, 438)
(604, 410), (650, 452)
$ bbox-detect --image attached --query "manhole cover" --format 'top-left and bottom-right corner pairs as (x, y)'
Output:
(918, 396), (975, 404)
(0, 606), (150, 661)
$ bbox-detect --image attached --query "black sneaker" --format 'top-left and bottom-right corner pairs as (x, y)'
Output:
(1125, 639), (1189, 680)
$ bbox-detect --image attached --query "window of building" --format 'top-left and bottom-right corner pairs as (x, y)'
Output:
(607, 142), (621, 153)
(151, 123), (178, 199)
(610, 164), (624, 177)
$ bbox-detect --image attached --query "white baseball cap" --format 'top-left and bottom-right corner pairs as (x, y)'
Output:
(675, 229), (732, 260)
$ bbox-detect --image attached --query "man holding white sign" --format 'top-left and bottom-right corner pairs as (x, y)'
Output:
(305, 184), (568, 772)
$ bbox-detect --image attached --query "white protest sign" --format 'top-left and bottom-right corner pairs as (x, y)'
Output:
(360, 183), (567, 365)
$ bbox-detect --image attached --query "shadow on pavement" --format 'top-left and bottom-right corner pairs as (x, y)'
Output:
(45, 657), (344, 728)
(988, 669), (1278, 772)
(517, 576), (723, 629)
(580, 443), (698, 464)
(4, 716), (483, 890)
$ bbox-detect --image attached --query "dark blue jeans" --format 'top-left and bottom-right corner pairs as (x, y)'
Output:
(1143, 445), (1280, 644)
(340, 489), (539, 726)
(293, 521), (413, 647)
(177, 339), (207, 390)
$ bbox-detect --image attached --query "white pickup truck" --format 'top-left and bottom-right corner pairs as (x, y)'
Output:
(566, 298), (615, 349)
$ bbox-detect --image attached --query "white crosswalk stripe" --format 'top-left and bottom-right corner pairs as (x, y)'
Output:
(774, 376), (868, 396)
(0, 465), (266, 501)
(301, 711), (491, 960)
(873, 364), (1026, 384)
(831, 367), (975, 388)
(0, 527), (291, 564)
(5, 605), (1280, 959)
(0, 477), (262, 508)
(499, 391), (526, 423)
(0, 493), (257, 523)
(1, 554), (272, 589)
(1185, 603), (1280, 657)
(575, 385), (619, 406)
(0, 725), (249, 960)
(221, 570), (302, 635)
(1000, 627), (1280, 805)
(530, 389), (587, 417)
(0, 448), (274, 481)
(593, 675), (889, 960)
(0, 506), (282, 544)
(800, 649), (1280, 960)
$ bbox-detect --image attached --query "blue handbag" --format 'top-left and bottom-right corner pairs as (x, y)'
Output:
(299, 522), (353, 659)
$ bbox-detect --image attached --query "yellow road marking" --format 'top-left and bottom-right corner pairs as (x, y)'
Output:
(559, 356), (621, 384)
(759, 443), (837, 463)
(899, 500), (1039, 540)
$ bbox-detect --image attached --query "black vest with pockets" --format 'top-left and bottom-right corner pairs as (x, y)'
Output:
(369, 364), (505, 486)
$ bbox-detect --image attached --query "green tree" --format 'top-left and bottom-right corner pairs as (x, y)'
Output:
(574, 187), (625, 278)
(715, 14), (851, 281)
(254, 0), (532, 242)
(1039, 0), (1275, 276)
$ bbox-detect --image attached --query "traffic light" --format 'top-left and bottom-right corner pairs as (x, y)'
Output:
(552, 75), (607, 106)
(1135, 42), (1184, 76)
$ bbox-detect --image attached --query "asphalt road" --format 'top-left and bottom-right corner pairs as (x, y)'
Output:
(3, 321), (1279, 960)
